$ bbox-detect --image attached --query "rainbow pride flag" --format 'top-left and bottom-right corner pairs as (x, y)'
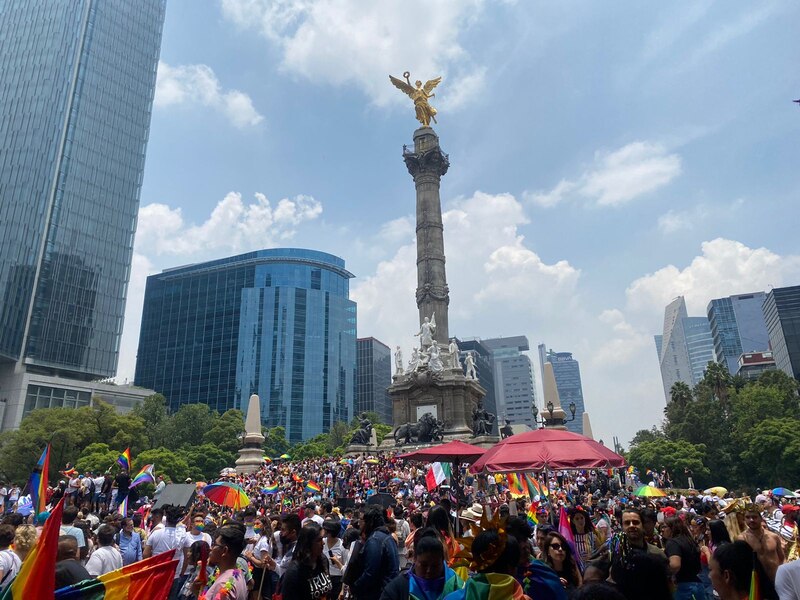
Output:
(117, 496), (128, 516)
(27, 444), (50, 515)
(0, 497), (64, 599)
(523, 473), (548, 499)
(506, 473), (527, 498)
(55, 551), (178, 599)
(262, 483), (279, 494)
(558, 505), (584, 573)
(292, 473), (303, 483)
(130, 464), (155, 488)
(526, 502), (539, 527)
(117, 448), (131, 471)
(305, 480), (321, 494)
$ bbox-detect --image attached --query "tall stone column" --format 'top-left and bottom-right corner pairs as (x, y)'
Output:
(404, 127), (450, 346)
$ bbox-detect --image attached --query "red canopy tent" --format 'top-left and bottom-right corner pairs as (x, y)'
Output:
(399, 439), (486, 464)
(469, 428), (625, 473)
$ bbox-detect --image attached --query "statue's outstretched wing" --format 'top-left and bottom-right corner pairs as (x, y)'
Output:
(389, 75), (415, 98)
(423, 76), (442, 94)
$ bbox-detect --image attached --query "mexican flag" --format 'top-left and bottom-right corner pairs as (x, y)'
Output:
(425, 462), (452, 491)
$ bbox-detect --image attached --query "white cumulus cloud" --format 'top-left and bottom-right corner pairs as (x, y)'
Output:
(220, 0), (489, 108)
(155, 61), (264, 128)
(525, 141), (682, 208)
(625, 238), (800, 318)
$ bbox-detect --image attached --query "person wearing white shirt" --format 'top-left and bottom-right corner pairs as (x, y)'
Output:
(776, 560), (800, 599)
(144, 505), (187, 598)
(0, 485), (7, 513)
(0, 525), (21, 593)
(85, 525), (123, 577)
(301, 503), (324, 527)
(179, 516), (212, 578)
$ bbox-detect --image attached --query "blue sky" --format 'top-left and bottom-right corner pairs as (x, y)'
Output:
(119, 0), (800, 446)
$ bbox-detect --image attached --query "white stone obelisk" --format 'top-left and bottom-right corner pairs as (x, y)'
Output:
(542, 363), (567, 430)
(235, 394), (266, 474)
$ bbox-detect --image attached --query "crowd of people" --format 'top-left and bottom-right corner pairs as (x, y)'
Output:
(0, 454), (799, 599)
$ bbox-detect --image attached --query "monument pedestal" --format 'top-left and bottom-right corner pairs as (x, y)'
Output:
(385, 370), (496, 448)
(235, 394), (266, 474)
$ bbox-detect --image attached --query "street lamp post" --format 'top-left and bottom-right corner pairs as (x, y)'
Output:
(532, 401), (577, 429)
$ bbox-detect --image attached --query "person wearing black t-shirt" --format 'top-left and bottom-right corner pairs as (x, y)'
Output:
(114, 470), (131, 509)
(281, 523), (333, 600)
(662, 516), (704, 600)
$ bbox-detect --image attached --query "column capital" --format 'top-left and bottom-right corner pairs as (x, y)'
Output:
(404, 146), (449, 179)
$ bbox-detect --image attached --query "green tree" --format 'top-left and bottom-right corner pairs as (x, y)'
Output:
(75, 443), (119, 474)
(740, 418), (800, 486)
(263, 426), (289, 457)
(627, 438), (710, 486)
(669, 382), (693, 408)
(629, 427), (666, 447)
(136, 447), (190, 483)
(162, 404), (217, 449)
(183, 444), (237, 481)
(702, 361), (732, 407)
(132, 393), (169, 448)
(328, 421), (351, 451)
(374, 423), (392, 445)
(203, 409), (244, 454)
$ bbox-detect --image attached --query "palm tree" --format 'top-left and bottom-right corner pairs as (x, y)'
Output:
(669, 381), (693, 407)
(703, 361), (732, 406)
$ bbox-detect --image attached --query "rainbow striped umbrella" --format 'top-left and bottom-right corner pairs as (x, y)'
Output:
(634, 485), (667, 497)
(263, 456), (272, 463)
(202, 481), (250, 510)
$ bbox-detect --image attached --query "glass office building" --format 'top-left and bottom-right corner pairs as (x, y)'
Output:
(0, 1), (165, 429)
(135, 249), (357, 444)
(763, 285), (800, 381)
(356, 337), (392, 425)
(456, 338), (497, 432)
(707, 292), (770, 374)
(655, 297), (715, 402)
(482, 336), (537, 430)
(538, 346), (585, 435)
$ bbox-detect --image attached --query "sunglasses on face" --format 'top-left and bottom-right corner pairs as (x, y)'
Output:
(550, 543), (563, 551)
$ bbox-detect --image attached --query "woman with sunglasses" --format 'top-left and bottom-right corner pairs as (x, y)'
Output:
(542, 532), (582, 593)
(280, 523), (333, 600)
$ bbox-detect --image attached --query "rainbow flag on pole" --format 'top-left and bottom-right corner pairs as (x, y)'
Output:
(304, 481), (321, 494)
(130, 464), (155, 488)
(26, 444), (50, 515)
(0, 497), (64, 599)
(523, 472), (549, 499)
(54, 550), (178, 599)
(262, 483), (279, 494)
(117, 448), (131, 471)
(117, 495), (129, 517)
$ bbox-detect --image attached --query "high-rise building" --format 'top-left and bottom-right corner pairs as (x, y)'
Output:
(0, 1), (165, 429)
(455, 338), (497, 428)
(134, 249), (357, 444)
(736, 351), (776, 380)
(763, 285), (800, 381)
(655, 296), (715, 401)
(356, 337), (392, 425)
(707, 292), (770, 374)
(482, 336), (537, 430)
(537, 344), (585, 434)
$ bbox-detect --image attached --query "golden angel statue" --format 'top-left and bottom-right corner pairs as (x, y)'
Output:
(389, 72), (442, 127)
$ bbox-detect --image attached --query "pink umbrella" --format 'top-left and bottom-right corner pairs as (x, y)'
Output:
(399, 439), (486, 464)
(469, 428), (625, 473)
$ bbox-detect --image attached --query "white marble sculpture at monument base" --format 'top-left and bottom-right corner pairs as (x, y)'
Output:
(235, 394), (266, 474)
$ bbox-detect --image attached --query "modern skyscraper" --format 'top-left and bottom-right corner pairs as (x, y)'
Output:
(762, 285), (800, 381)
(707, 292), (770, 374)
(537, 344), (585, 434)
(655, 296), (715, 401)
(356, 337), (392, 425)
(482, 336), (537, 430)
(134, 249), (357, 444)
(455, 339), (497, 425)
(0, 1), (165, 429)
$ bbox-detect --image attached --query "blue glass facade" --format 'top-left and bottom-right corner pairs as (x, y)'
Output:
(707, 292), (770, 374)
(763, 285), (800, 381)
(134, 249), (357, 444)
(0, 0), (165, 377)
(543, 349), (585, 435)
(356, 338), (392, 425)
